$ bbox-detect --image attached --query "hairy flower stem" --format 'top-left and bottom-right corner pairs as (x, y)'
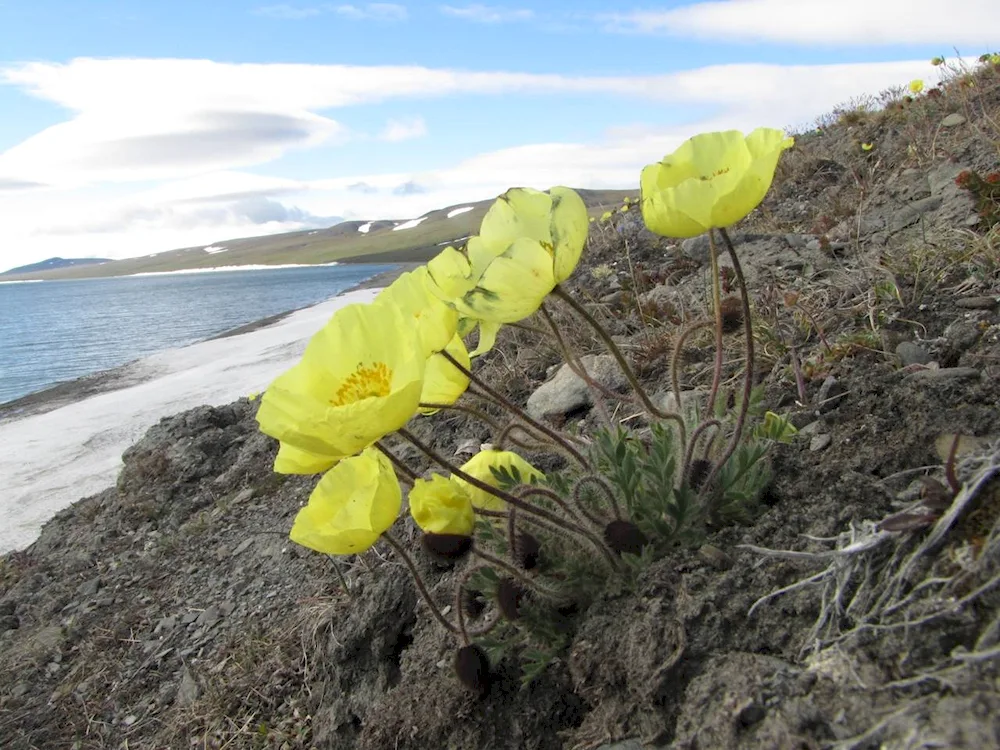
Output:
(398, 428), (583, 536)
(419, 403), (541, 454)
(495, 422), (554, 453)
(539, 303), (614, 428)
(456, 567), (502, 644)
(472, 546), (563, 600)
(382, 532), (459, 636)
(573, 474), (623, 521)
(682, 419), (721, 481)
(375, 441), (419, 483)
(700, 228), (756, 504)
(519, 487), (620, 570)
(398, 428), (619, 570)
(706, 230), (725, 416)
(439, 350), (591, 467)
(670, 318), (713, 411)
(552, 284), (686, 446)
(788, 346), (808, 405)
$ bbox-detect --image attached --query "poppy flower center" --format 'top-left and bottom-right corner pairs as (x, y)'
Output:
(332, 362), (393, 405)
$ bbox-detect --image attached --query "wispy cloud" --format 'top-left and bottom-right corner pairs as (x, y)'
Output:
(253, 4), (324, 19)
(333, 3), (408, 21)
(600, 0), (1000, 45)
(440, 4), (533, 23)
(253, 2), (407, 21)
(379, 116), (428, 142)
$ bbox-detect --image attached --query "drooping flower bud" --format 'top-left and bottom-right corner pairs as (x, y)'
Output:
(604, 520), (649, 557)
(454, 644), (491, 694)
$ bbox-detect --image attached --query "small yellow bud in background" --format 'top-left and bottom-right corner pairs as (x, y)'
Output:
(861, 142), (874, 152)
(931, 56), (945, 66)
(908, 79), (924, 94)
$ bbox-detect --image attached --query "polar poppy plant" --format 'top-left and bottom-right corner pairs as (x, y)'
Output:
(373, 266), (458, 356)
(289, 447), (401, 555)
(257, 302), (425, 474)
(426, 187), (589, 334)
(640, 128), (794, 239)
(419, 333), (471, 414)
(408, 474), (476, 536)
(454, 448), (545, 513)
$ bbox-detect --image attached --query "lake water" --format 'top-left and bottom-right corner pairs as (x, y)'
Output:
(0, 263), (394, 404)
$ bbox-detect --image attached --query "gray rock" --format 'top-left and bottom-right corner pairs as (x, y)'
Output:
(809, 434), (833, 452)
(890, 196), (943, 232)
(816, 376), (847, 412)
(526, 355), (628, 419)
(955, 297), (999, 310)
(594, 741), (646, 750)
(784, 234), (810, 249)
(195, 604), (221, 628)
(76, 577), (101, 597)
(944, 320), (982, 352)
(232, 538), (254, 556)
(905, 367), (980, 382)
(175, 667), (200, 706)
(0, 600), (15, 616)
(640, 283), (680, 310)
(896, 341), (933, 366)
(154, 616), (177, 635)
(681, 234), (712, 263)
(940, 113), (967, 127)
(928, 162), (971, 196)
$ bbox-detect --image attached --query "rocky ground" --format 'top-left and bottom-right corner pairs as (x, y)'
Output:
(2, 62), (999, 749)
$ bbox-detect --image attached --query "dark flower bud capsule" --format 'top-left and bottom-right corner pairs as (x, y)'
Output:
(686, 458), (713, 491)
(421, 533), (473, 562)
(514, 532), (542, 570)
(497, 578), (524, 621)
(604, 520), (649, 557)
(463, 587), (486, 619)
(454, 644), (491, 695)
(719, 296), (743, 334)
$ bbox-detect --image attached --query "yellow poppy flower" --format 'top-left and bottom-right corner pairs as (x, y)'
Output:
(640, 128), (794, 239)
(861, 142), (874, 152)
(256, 302), (425, 474)
(600, 210), (613, 222)
(909, 79), (924, 94)
(419, 334), (471, 414)
(289, 447), (401, 555)
(373, 266), (458, 356)
(454, 449), (544, 512)
(408, 474), (476, 536)
(425, 187), (588, 328)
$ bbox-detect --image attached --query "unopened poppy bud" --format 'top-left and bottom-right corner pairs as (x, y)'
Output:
(497, 578), (525, 621)
(421, 533), (473, 561)
(686, 459), (713, 491)
(514, 532), (542, 570)
(454, 644), (491, 694)
(604, 520), (649, 557)
(719, 296), (743, 334)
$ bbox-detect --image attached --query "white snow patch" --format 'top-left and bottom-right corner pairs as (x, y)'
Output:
(0, 287), (381, 553)
(203, 245), (228, 254)
(393, 217), (428, 232)
(447, 206), (474, 219)
(126, 262), (338, 278)
(0, 279), (45, 284)
(358, 222), (372, 234)
(436, 235), (471, 247)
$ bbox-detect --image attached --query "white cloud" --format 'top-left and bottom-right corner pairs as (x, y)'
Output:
(1, 56), (945, 269)
(440, 4), (534, 23)
(334, 3), (407, 21)
(602, 0), (1000, 45)
(379, 116), (428, 142)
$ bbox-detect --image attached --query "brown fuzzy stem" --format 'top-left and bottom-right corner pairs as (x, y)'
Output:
(669, 318), (713, 412)
(382, 532), (458, 636)
(439, 349), (590, 467)
(374, 441), (419, 482)
(682, 419), (721, 480)
(706, 230), (725, 415)
(700, 228), (756, 503)
(552, 284), (687, 445)
(472, 546), (563, 600)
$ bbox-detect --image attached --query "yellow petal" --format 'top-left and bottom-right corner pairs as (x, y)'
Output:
(469, 319), (501, 357)
(374, 266), (458, 355)
(419, 334), (471, 414)
(426, 246), (476, 302)
(274, 441), (339, 474)
(289, 447), (401, 555)
(459, 238), (556, 323)
(548, 186), (589, 283)
(408, 474), (475, 535)
(455, 449), (544, 512)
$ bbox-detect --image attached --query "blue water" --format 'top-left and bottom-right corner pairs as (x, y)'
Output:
(0, 264), (395, 404)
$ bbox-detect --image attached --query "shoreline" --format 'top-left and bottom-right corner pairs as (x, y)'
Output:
(0, 262), (418, 424)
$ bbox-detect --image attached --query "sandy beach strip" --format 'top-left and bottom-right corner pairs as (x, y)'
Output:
(0, 263), (414, 553)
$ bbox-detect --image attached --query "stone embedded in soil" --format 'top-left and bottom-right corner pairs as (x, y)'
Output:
(940, 112), (967, 127)
(526, 354), (627, 419)
(944, 320), (983, 351)
(175, 667), (201, 706)
(896, 341), (933, 367)
(904, 367), (981, 383)
(76, 577), (101, 597)
(815, 376), (846, 412)
(809, 434), (833, 452)
(890, 196), (943, 231)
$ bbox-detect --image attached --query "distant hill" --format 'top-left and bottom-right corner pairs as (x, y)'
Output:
(0, 188), (635, 281)
(2, 256), (111, 276)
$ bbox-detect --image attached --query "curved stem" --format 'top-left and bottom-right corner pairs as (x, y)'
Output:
(382, 532), (458, 636)
(539, 303), (613, 428)
(670, 318), (713, 412)
(552, 284), (686, 446)
(440, 350), (591, 467)
(682, 418), (721, 480)
(472, 546), (564, 600)
(398, 428), (620, 571)
(573, 474), (623, 521)
(706, 230), (725, 415)
(700, 228), (756, 504)
(495, 421), (554, 453)
(418, 402), (503, 433)
(375, 441), (418, 482)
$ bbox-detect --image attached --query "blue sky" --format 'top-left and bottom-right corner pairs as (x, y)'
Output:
(1, 0), (997, 268)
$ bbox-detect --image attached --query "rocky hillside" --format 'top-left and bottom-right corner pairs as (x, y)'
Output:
(1, 61), (999, 749)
